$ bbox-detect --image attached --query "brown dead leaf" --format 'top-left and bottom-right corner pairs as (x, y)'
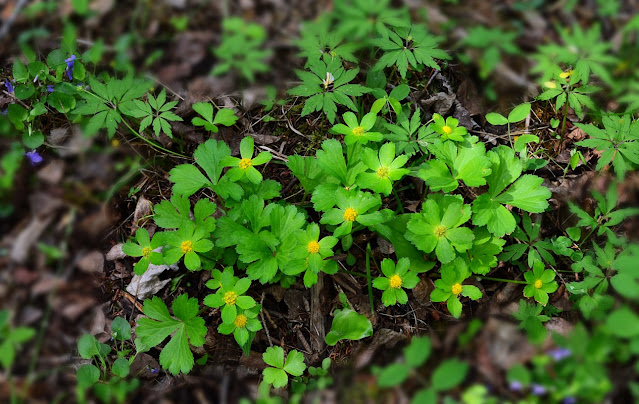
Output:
(76, 250), (104, 274)
(132, 196), (153, 232)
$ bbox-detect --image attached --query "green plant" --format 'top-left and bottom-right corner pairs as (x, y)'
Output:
(262, 346), (307, 388)
(372, 258), (419, 306)
(512, 299), (550, 343)
(568, 182), (639, 245)
(406, 194), (474, 264)
(430, 259), (482, 318)
(331, 0), (409, 40)
(135, 294), (207, 375)
(357, 142), (410, 195)
(203, 269), (256, 324)
(459, 26), (520, 79)
(191, 103), (238, 133)
(523, 261), (558, 305)
(330, 111), (383, 145)
(122, 228), (164, 275)
(372, 24), (450, 79)
(221, 136), (273, 184)
(324, 306), (373, 346)
(574, 114), (639, 179)
(430, 113), (468, 142)
(120, 89), (183, 139)
(212, 17), (271, 82)
(288, 55), (369, 123)
(292, 223), (339, 287)
(0, 310), (35, 370)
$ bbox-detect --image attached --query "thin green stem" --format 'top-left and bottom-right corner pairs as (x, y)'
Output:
(365, 243), (375, 314)
(121, 119), (187, 158)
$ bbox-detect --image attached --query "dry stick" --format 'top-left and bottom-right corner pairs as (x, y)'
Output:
(259, 292), (273, 347)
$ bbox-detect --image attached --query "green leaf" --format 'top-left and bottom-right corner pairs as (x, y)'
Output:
(13, 59), (28, 83)
(606, 307), (639, 338)
(431, 359), (468, 391)
(111, 317), (131, 341)
(485, 112), (508, 125)
(325, 308), (373, 345)
(283, 350), (307, 376)
(77, 334), (101, 359)
(410, 388), (436, 404)
(404, 337), (431, 368)
(76, 364), (100, 389)
(507, 103), (531, 123)
(377, 363), (411, 387)
(112, 357), (130, 378)
(169, 165), (210, 196)
(136, 294), (206, 375)
(263, 367), (289, 388)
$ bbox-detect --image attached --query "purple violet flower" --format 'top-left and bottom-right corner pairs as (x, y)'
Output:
(548, 347), (571, 361)
(531, 384), (547, 396)
(25, 150), (43, 166)
(563, 397), (576, 404)
(65, 55), (77, 80)
(509, 380), (523, 391)
(47, 85), (54, 92)
(4, 80), (14, 93)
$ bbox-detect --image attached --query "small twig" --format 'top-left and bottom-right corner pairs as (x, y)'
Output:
(259, 292), (273, 347)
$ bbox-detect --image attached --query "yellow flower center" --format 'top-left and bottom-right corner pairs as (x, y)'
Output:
(534, 279), (543, 289)
(389, 274), (403, 289)
(180, 240), (193, 253)
(452, 283), (462, 295)
(559, 70), (573, 79)
(307, 240), (320, 254)
(223, 291), (238, 305)
(434, 225), (447, 238)
(142, 247), (152, 258)
(343, 207), (357, 222)
(111, 139), (120, 147)
(239, 158), (253, 170)
(544, 81), (557, 89)
(234, 314), (247, 328)
(442, 125), (453, 135)
(352, 126), (365, 136)
(376, 166), (389, 178)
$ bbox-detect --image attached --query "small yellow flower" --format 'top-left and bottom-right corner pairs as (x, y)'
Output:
(534, 279), (543, 289)
(389, 274), (403, 289)
(142, 247), (152, 258)
(234, 314), (247, 328)
(559, 70), (573, 79)
(111, 139), (120, 147)
(307, 240), (320, 254)
(442, 125), (453, 135)
(434, 225), (447, 238)
(352, 126), (365, 136)
(343, 207), (357, 222)
(239, 158), (253, 170)
(544, 81), (557, 89)
(181, 240), (193, 253)
(451, 283), (462, 295)
(223, 291), (238, 305)
(376, 166), (389, 178)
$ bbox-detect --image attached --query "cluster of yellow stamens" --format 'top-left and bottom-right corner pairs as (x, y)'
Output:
(451, 283), (462, 295)
(376, 166), (389, 178)
(352, 126), (365, 136)
(223, 291), (238, 305)
(433, 225), (447, 238)
(307, 240), (320, 254)
(389, 274), (403, 289)
(239, 158), (253, 170)
(180, 240), (193, 253)
(343, 207), (357, 222)
(234, 314), (247, 328)
(442, 125), (453, 135)
(142, 247), (152, 258)
(534, 279), (543, 289)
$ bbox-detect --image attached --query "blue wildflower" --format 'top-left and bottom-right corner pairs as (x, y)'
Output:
(509, 380), (523, 391)
(25, 150), (43, 166)
(563, 397), (576, 404)
(65, 55), (77, 80)
(548, 347), (571, 361)
(4, 80), (14, 93)
(531, 384), (546, 396)
(47, 85), (54, 92)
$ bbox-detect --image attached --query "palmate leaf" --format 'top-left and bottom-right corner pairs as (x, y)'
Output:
(136, 294), (206, 375)
(288, 56), (368, 123)
(372, 24), (449, 78)
(472, 146), (551, 237)
(416, 141), (491, 192)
